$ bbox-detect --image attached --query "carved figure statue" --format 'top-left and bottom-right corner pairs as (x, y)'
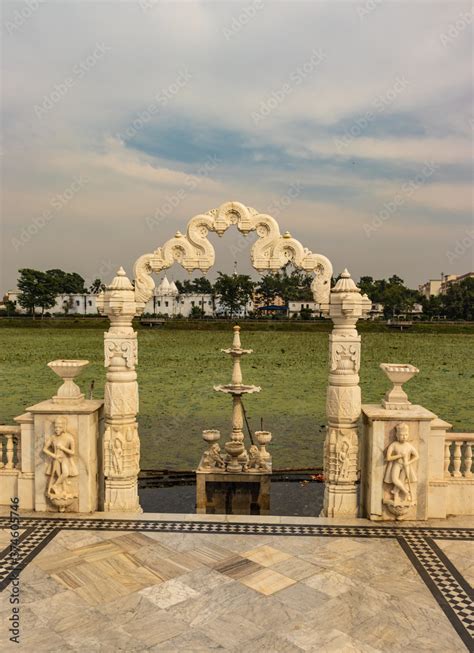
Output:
(112, 436), (124, 474)
(43, 417), (78, 500)
(199, 443), (225, 470)
(248, 445), (261, 469)
(337, 438), (351, 481)
(384, 423), (418, 504)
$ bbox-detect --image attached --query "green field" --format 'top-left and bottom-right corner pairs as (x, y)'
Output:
(0, 324), (472, 470)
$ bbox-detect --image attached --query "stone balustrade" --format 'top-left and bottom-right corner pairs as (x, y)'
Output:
(0, 425), (21, 471)
(444, 434), (473, 479)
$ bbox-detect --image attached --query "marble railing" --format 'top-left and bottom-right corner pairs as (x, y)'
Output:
(444, 433), (473, 479)
(0, 425), (21, 471)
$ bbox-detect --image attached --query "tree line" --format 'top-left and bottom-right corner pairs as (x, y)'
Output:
(4, 269), (104, 318)
(358, 275), (474, 320)
(3, 266), (473, 320)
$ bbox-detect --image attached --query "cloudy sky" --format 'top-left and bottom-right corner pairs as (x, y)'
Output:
(1, 0), (473, 291)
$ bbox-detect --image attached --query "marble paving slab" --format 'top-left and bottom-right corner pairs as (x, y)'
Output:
(0, 515), (472, 651)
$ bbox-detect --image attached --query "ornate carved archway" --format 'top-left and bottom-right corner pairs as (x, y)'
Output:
(133, 201), (333, 311)
(98, 200), (371, 518)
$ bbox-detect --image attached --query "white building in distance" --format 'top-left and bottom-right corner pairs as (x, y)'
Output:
(419, 272), (473, 298)
(4, 291), (98, 315)
(144, 276), (252, 317)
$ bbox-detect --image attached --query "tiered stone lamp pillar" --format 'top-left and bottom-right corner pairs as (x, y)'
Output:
(96, 268), (141, 512)
(196, 326), (273, 514)
(320, 270), (371, 517)
(215, 325), (262, 470)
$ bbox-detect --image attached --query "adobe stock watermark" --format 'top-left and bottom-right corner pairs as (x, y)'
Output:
(266, 180), (302, 218)
(8, 497), (21, 645)
(138, 0), (160, 12)
(446, 228), (474, 264)
(4, 0), (44, 36)
(229, 181), (303, 259)
(12, 175), (89, 251)
(115, 68), (192, 143)
(440, 8), (474, 47)
(335, 76), (409, 153)
(251, 48), (326, 125)
(356, 0), (383, 20)
(34, 43), (111, 119)
(145, 155), (220, 231)
(222, 0), (265, 40)
(363, 161), (439, 238)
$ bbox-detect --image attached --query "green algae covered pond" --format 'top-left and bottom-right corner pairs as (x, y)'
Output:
(0, 323), (472, 469)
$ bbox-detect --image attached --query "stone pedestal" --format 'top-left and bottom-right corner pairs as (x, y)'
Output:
(196, 472), (270, 515)
(361, 404), (436, 520)
(28, 398), (103, 513)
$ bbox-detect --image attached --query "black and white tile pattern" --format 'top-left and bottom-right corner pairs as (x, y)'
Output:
(0, 516), (473, 648)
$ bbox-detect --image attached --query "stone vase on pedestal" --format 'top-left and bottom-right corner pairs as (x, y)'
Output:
(361, 363), (435, 521)
(29, 360), (103, 513)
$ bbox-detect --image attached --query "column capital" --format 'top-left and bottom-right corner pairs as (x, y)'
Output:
(97, 267), (139, 331)
(321, 269), (371, 325)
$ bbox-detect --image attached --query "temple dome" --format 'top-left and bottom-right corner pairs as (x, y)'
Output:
(156, 275), (178, 296)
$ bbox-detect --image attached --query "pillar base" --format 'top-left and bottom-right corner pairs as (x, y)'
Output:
(321, 483), (359, 517)
(103, 478), (142, 513)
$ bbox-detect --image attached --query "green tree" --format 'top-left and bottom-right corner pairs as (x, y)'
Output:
(46, 269), (86, 294)
(175, 277), (213, 294)
(214, 272), (255, 318)
(17, 269), (57, 319)
(3, 298), (17, 316)
(421, 295), (444, 319)
(300, 307), (313, 320)
(358, 276), (375, 298)
(280, 263), (313, 303)
(89, 278), (105, 294)
(192, 277), (213, 293)
(175, 279), (194, 294)
(256, 274), (281, 306)
(190, 305), (205, 319)
(357, 275), (422, 318)
(442, 278), (474, 320)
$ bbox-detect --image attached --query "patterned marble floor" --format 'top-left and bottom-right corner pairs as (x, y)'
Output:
(0, 515), (472, 651)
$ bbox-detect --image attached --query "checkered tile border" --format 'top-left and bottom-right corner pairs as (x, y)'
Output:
(0, 517), (472, 648)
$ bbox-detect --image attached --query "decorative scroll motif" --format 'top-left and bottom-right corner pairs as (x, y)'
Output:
(104, 336), (138, 369)
(133, 201), (333, 310)
(330, 342), (360, 375)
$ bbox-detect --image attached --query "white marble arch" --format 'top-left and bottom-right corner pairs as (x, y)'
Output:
(133, 201), (333, 312)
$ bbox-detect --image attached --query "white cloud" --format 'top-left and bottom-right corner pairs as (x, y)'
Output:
(1, 0), (472, 290)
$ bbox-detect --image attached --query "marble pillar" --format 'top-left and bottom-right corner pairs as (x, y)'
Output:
(320, 270), (371, 517)
(97, 268), (142, 512)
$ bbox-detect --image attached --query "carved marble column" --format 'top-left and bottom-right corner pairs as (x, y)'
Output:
(320, 270), (371, 517)
(97, 268), (141, 512)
